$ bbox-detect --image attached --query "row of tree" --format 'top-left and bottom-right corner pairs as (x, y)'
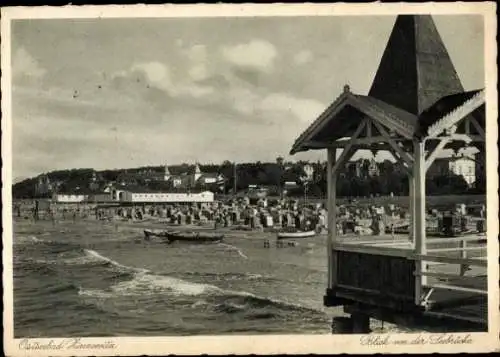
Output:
(12, 159), (485, 199)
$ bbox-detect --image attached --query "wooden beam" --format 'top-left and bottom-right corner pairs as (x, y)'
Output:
(426, 236), (486, 245)
(470, 117), (486, 139)
(350, 96), (415, 139)
(408, 174), (415, 242)
(302, 140), (334, 149)
(423, 283), (487, 295)
(412, 254), (487, 267)
(366, 120), (372, 138)
(332, 242), (411, 258)
(358, 240), (412, 247)
(339, 136), (395, 145)
(387, 151), (411, 176)
(303, 139), (406, 151)
(298, 94), (350, 149)
(415, 272), (487, 289)
(327, 148), (338, 289)
(372, 120), (414, 168)
(337, 135), (408, 143)
(464, 118), (471, 135)
(332, 147), (356, 175)
(331, 119), (367, 174)
(415, 271), (482, 281)
(427, 247), (486, 253)
(304, 136), (395, 148)
(413, 139), (427, 305)
(425, 138), (450, 171)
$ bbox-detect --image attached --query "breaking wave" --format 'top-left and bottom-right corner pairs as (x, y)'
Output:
(78, 260), (321, 319)
(20, 242), (324, 323)
(74, 249), (149, 274)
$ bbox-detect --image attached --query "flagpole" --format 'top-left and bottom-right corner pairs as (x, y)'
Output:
(233, 162), (237, 195)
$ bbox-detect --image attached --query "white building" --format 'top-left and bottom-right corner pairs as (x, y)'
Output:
(120, 190), (214, 203)
(163, 163), (224, 189)
(52, 193), (88, 203)
(429, 155), (476, 186)
(303, 164), (315, 181)
(449, 156), (476, 186)
(110, 188), (127, 201)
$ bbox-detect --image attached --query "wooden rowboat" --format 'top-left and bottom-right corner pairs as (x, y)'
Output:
(143, 229), (168, 240)
(144, 229), (223, 243)
(276, 230), (316, 240)
(165, 231), (224, 244)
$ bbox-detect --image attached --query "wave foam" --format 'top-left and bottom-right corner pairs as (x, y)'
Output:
(78, 288), (114, 299)
(217, 243), (248, 259)
(110, 273), (221, 297)
(14, 235), (45, 245)
(73, 252), (321, 316)
(66, 249), (149, 274)
(79, 269), (321, 317)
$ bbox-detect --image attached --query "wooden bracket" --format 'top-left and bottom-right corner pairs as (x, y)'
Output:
(371, 120), (414, 168)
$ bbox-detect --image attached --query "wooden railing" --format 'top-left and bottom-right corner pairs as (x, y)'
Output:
(413, 235), (487, 304)
(332, 234), (488, 306)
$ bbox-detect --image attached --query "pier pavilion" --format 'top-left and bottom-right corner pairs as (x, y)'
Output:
(290, 15), (487, 332)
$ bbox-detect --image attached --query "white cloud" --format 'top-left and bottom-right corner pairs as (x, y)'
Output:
(226, 85), (325, 125)
(13, 47), (46, 79)
(187, 44), (207, 62)
(183, 84), (214, 98)
(258, 92), (325, 122)
(131, 61), (173, 91)
(123, 61), (215, 99)
(229, 87), (260, 115)
(221, 40), (277, 72)
(293, 50), (313, 65)
(188, 64), (209, 82)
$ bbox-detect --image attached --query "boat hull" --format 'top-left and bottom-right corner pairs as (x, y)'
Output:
(165, 231), (223, 244)
(144, 229), (223, 244)
(143, 229), (168, 240)
(276, 230), (316, 240)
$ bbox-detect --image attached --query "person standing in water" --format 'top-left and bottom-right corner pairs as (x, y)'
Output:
(33, 200), (39, 222)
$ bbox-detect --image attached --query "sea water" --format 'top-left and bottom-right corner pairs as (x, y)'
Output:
(13, 219), (339, 337)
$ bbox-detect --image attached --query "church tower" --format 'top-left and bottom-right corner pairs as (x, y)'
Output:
(193, 163), (202, 182)
(164, 164), (171, 181)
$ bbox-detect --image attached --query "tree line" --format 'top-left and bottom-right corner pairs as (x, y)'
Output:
(12, 159), (485, 199)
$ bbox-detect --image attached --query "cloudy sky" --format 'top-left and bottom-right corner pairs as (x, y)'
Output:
(11, 15), (484, 179)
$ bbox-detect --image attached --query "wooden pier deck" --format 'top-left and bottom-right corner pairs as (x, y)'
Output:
(325, 234), (488, 332)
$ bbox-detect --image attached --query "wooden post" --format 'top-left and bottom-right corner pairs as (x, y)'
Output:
(459, 239), (468, 276)
(408, 174), (415, 242)
(332, 317), (353, 334)
(327, 148), (338, 289)
(414, 139), (427, 305)
(352, 313), (371, 333)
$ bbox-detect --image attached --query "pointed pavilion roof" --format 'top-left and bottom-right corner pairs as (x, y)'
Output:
(289, 15), (485, 155)
(369, 15), (464, 116)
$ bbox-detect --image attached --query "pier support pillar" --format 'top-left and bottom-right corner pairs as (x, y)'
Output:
(352, 313), (371, 333)
(332, 314), (370, 334)
(332, 317), (353, 334)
